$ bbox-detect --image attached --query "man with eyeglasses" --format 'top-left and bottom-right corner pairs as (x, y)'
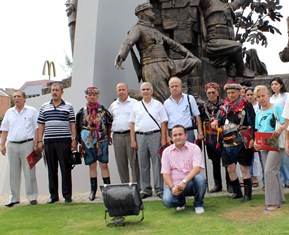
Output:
(164, 77), (203, 144)
(199, 82), (232, 193)
(76, 87), (113, 201)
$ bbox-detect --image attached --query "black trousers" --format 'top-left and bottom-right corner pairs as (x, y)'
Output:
(45, 141), (72, 200)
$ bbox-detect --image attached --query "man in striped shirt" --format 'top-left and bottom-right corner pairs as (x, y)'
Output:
(37, 83), (77, 203)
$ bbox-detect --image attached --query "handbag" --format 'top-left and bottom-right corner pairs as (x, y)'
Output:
(70, 150), (82, 169)
(273, 107), (285, 149)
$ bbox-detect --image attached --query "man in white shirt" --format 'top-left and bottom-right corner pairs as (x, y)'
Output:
(130, 82), (168, 199)
(0, 91), (39, 207)
(164, 77), (203, 144)
(109, 83), (140, 185)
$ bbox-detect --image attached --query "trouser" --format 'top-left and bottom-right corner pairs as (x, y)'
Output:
(136, 132), (163, 195)
(45, 141), (72, 200)
(112, 132), (140, 185)
(261, 150), (285, 206)
(7, 141), (38, 203)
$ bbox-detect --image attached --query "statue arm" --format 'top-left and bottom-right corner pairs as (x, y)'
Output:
(230, 0), (251, 11)
(163, 35), (196, 58)
(115, 26), (140, 69)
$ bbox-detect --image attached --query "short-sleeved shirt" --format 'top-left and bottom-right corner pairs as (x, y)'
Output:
(255, 104), (284, 132)
(129, 98), (168, 132)
(164, 93), (200, 129)
(38, 100), (75, 143)
(1, 105), (38, 142)
(161, 141), (204, 186)
(282, 95), (289, 124)
(108, 96), (137, 132)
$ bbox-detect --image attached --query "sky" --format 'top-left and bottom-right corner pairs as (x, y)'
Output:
(0, 0), (288, 90)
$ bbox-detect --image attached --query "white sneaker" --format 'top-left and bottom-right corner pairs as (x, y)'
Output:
(195, 207), (204, 214)
(176, 206), (185, 211)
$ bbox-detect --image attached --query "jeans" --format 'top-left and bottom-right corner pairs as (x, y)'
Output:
(162, 174), (206, 208)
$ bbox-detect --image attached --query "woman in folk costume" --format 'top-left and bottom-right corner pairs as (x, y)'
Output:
(211, 81), (256, 202)
(199, 82), (232, 193)
(76, 87), (113, 201)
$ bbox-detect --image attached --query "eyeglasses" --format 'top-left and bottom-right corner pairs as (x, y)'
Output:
(87, 92), (100, 95)
(207, 91), (216, 95)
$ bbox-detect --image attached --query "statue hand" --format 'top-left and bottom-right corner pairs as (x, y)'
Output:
(66, 4), (75, 17)
(185, 51), (195, 59)
(114, 55), (124, 69)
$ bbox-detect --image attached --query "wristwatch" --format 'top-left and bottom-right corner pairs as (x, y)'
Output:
(181, 179), (187, 185)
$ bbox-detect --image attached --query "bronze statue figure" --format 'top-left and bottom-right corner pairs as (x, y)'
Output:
(199, 0), (255, 79)
(115, 2), (202, 103)
(279, 17), (289, 63)
(65, 0), (78, 55)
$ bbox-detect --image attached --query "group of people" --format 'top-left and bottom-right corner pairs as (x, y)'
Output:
(1, 77), (289, 214)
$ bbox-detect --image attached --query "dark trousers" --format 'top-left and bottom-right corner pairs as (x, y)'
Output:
(45, 141), (72, 200)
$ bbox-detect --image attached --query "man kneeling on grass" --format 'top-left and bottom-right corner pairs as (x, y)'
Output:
(161, 124), (206, 214)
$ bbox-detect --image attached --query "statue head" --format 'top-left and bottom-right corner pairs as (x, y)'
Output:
(135, 3), (153, 16)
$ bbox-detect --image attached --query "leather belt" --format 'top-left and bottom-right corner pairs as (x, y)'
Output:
(10, 138), (33, 144)
(113, 130), (130, 134)
(136, 130), (160, 135)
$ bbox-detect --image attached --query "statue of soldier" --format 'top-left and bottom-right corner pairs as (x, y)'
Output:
(279, 17), (289, 62)
(200, 0), (255, 79)
(150, 0), (202, 100)
(65, 0), (78, 55)
(115, 2), (202, 103)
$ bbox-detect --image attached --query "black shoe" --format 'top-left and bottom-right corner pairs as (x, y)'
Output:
(209, 186), (222, 193)
(65, 198), (72, 203)
(48, 198), (59, 204)
(157, 193), (163, 199)
(5, 202), (20, 207)
(140, 193), (151, 199)
(89, 191), (96, 201)
(30, 200), (37, 205)
(227, 185), (234, 193)
(231, 193), (243, 199)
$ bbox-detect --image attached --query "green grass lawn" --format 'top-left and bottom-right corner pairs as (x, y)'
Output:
(0, 194), (289, 235)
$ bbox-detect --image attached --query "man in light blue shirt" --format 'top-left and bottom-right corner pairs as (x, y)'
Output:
(164, 77), (203, 144)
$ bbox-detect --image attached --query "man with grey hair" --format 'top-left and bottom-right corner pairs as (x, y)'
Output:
(1, 91), (39, 207)
(115, 2), (202, 103)
(130, 82), (168, 199)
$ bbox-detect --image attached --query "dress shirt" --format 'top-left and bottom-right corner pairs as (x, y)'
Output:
(129, 98), (168, 132)
(164, 93), (200, 129)
(109, 96), (137, 132)
(161, 141), (204, 186)
(1, 105), (38, 141)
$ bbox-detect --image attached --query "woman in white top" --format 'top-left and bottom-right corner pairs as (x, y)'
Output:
(269, 77), (289, 188)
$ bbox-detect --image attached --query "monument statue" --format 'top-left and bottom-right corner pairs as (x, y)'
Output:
(115, 2), (202, 103)
(279, 17), (289, 63)
(244, 48), (268, 76)
(199, 0), (255, 79)
(65, 0), (78, 55)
